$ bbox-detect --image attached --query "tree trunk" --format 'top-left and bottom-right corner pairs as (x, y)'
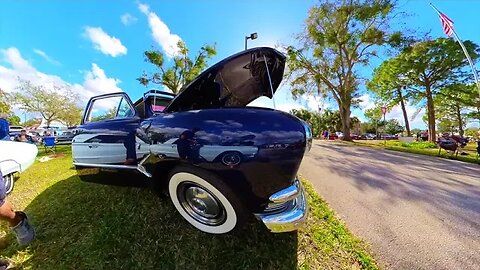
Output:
(425, 84), (436, 142)
(455, 105), (464, 137)
(339, 104), (352, 141)
(397, 87), (411, 137)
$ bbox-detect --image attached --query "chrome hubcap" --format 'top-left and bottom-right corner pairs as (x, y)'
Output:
(178, 182), (226, 226)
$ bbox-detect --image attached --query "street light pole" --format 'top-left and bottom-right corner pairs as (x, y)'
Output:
(244, 32), (258, 50)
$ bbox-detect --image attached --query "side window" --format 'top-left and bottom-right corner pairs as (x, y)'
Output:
(86, 95), (134, 123)
(117, 97), (134, 118)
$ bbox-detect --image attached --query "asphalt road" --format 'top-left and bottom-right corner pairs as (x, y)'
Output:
(300, 140), (480, 270)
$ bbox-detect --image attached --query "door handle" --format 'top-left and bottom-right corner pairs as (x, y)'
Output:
(88, 144), (99, 149)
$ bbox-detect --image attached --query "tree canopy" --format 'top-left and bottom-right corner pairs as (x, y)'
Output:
(287, 0), (402, 141)
(367, 57), (412, 135)
(11, 80), (83, 127)
(138, 41), (216, 94)
(0, 88), (11, 115)
(393, 38), (479, 141)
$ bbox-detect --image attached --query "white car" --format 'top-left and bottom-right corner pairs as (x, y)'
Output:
(0, 140), (38, 194)
(72, 133), (150, 164)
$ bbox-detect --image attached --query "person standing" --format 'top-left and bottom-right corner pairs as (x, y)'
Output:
(0, 171), (36, 245)
(0, 114), (10, 141)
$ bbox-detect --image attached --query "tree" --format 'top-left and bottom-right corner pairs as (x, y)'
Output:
(364, 107), (383, 137)
(11, 80), (81, 127)
(322, 109), (343, 132)
(464, 127), (479, 138)
(7, 115), (21, 125)
(90, 106), (117, 122)
(23, 118), (42, 128)
(367, 58), (412, 136)
(411, 128), (423, 135)
(291, 108), (354, 137)
(1, 88), (22, 125)
(395, 38), (479, 141)
(291, 109), (322, 137)
(361, 122), (377, 134)
(286, 0), (403, 141)
(138, 41), (216, 94)
(0, 88), (11, 115)
(384, 119), (404, 134)
(434, 84), (475, 136)
(58, 106), (83, 127)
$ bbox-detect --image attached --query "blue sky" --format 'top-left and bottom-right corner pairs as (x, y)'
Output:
(1, 0), (479, 128)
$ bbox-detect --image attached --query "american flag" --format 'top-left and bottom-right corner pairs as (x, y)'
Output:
(439, 12), (454, 37)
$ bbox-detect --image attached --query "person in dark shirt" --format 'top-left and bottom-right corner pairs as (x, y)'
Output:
(0, 116), (10, 141)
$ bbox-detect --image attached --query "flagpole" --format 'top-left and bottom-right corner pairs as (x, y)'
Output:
(430, 3), (480, 97)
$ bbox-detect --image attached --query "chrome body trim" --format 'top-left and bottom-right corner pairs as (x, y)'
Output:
(268, 180), (299, 204)
(255, 179), (308, 233)
(73, 154), (152, 178)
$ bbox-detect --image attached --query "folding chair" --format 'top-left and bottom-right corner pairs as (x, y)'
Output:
(43, 136), (57, 154)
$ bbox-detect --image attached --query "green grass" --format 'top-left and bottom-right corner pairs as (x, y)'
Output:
(353, 140), (479, 164)
(1, 145), (378, 269)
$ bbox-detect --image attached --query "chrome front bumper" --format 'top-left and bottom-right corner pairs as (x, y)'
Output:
(254, 179), (308, 233)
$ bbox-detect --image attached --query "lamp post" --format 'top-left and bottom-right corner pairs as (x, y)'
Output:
(244, 32), (258, 50)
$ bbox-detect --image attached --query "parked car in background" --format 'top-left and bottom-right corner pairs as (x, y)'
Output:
(72, 47), (310, 235)
(8, 125), (24, 140)
(350, 133), (360, 140)
(360, 133), (376, 140)
(328, 133), (338, 140)
(56, 130), (76, 144)
(380, 134), (398, 140)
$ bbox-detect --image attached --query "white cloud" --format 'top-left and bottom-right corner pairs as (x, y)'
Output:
(121, 13), (138, 26)
(84, 26), (127, 57)
(0, 47), (122, 105)
(0, 47), (65, 92)
(33, 49), (61, 65)
(138, 2), (182, 57)
(2, 47), (36, 74)
(78, 63), (122, 98)
(358, 93), (376, 110)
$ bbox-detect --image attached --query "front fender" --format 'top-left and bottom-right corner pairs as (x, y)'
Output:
(145, 107), (307, 212)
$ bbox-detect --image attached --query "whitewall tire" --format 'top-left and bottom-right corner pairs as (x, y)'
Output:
(168, 167), (246, 234)
(3, 173), (14, 194)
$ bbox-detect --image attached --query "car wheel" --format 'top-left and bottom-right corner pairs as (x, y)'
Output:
(168, 166), (246, 234)
(220, 151), (243, 166)
(3, 173), (14, 194)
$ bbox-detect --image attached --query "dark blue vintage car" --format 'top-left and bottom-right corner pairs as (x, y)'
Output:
(72, 47), (311, 234)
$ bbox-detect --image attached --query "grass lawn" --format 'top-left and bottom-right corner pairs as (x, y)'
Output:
(353, 139), (479, 164)
(1, 145), (378, 270)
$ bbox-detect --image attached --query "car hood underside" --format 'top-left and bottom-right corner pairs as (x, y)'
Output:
(165, 47), (286, 112)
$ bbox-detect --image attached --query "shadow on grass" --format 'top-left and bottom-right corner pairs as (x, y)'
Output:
(4, 176), (298, 269)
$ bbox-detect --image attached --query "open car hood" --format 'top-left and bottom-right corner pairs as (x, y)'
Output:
(165, 47), (286, 112)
